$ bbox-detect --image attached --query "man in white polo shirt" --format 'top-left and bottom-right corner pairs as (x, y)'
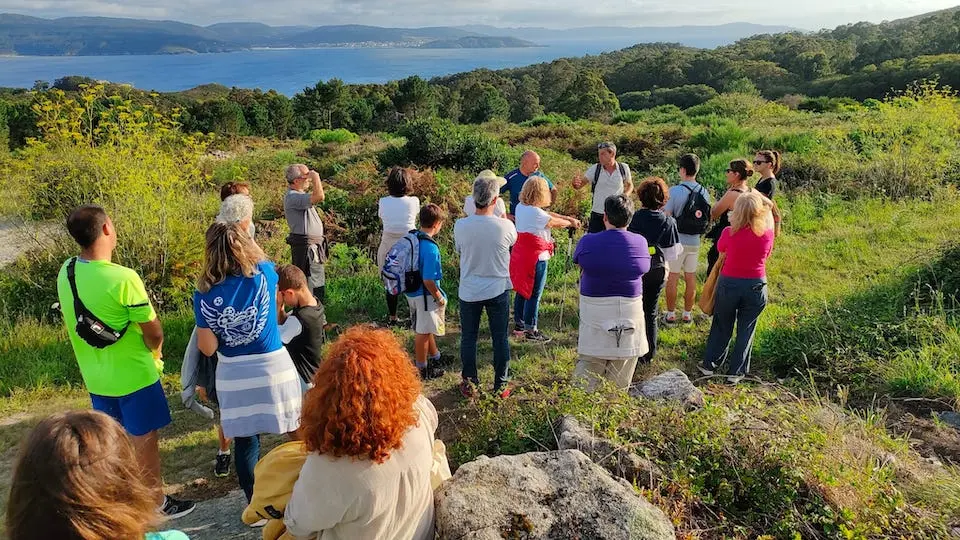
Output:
(572, 141), (633, 233)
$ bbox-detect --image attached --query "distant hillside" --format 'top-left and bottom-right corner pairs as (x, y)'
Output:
(205, 22), (312, 47)
(286, 24), (477, 46)
(0, 13), (806, 55)
(0, 14), (236, 55)
(420, 36), (538, 49)
(457, 22), (800, 48)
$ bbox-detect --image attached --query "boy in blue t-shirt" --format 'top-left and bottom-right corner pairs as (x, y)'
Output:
(406, 204), (447, 380)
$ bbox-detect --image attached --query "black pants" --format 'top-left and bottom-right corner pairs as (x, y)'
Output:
(706, 242), (720, 277)
(587, 212), (605, 234)
(313, 285), (326, 305)
(641, 266), (666, 363)
(386, 291), (399, 318)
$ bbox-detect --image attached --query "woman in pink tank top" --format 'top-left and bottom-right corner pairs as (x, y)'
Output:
(699, 192), (775, 383)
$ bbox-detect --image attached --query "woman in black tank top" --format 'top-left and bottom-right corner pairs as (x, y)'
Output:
(706, 159), (753, 276)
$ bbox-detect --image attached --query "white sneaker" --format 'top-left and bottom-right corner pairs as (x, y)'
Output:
(726, 375), (745, 385)
(248, 519), (268, 528)
(697, 366), (714, 376)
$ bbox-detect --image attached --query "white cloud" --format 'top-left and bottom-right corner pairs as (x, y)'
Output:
(1, 0), (956, 28)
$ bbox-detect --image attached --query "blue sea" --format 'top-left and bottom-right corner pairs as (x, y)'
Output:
(0, 38), (641, 95)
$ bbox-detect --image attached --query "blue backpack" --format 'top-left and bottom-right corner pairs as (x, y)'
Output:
(381, 231), (437, 299)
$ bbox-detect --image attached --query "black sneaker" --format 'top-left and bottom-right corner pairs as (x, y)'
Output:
(161, 496), (197, 519)
(513, 323), (525, 337)
(214, 452), (231, 478)
(524, 329), (552, 344)
(419, 365), (445, 380)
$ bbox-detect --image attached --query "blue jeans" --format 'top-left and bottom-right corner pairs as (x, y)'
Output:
(235, 435), (260, 502)
(513, 260), (548, 330)
(702, 276), (768, 377)
(460, 290), (512, 390)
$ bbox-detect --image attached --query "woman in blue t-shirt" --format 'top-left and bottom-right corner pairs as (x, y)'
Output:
(194, 222), (302, 504)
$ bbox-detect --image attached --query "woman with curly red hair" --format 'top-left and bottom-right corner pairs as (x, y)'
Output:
(285, 326), (439, 539)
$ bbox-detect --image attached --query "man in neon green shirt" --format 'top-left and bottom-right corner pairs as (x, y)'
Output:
(56, 205), (195, 519)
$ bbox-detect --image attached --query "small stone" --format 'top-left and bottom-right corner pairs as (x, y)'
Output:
(630, 369), (706, 409)
(937, 411), (960, 431)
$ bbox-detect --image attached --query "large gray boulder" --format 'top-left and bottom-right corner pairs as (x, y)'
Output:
(557, 416), (663, 488)
(434, 450), (675, 540)
(630, 369), (705, 409)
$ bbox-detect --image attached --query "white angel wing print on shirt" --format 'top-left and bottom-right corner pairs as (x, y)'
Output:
(199, 274), (271, 348)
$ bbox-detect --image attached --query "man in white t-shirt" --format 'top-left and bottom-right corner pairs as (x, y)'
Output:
(454, 170), (518, 399)
(572, 142), (633, 233)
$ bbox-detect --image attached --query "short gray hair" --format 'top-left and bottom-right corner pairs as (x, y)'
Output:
(285, 164), (307, 183)
(216, 194), (254, 225)
(598, 141), (617, 154)
(473, 177), (500, 209)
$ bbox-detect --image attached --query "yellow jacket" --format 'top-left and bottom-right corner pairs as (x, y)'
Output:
(242, 441), (307, 540)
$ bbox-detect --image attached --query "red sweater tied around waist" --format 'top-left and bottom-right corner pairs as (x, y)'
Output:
(510, 232), (555, 299)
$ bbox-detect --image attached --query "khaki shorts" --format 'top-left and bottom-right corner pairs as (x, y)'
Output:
(667, 244), (700, 274)
(407, 294), (446, 336)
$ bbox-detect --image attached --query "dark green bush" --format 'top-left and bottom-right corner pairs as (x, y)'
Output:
(380, 118), (512, 171)
(519, 113), (573, 127)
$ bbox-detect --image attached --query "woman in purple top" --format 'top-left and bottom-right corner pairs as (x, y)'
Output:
(572, 195), (651, 391)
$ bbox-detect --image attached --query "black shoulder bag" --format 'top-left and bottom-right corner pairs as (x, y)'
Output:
(67, 257), (129, 348)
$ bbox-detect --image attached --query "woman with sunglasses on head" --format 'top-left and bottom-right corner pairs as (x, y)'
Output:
(706, 159), (753, 276)
(753, 150), (783, 237)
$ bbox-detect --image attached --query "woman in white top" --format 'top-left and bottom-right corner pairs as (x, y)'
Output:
(286, 327), (439, 540)
(377, 167), (420, 326)
(511, 176), (580, 343)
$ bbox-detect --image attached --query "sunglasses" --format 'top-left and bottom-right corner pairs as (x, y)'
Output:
(753, 160), (770, 165)
(725, 169), (735, 173)
(597, 143), (615, 149)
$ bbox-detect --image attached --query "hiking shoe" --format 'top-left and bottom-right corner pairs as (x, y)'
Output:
(386, 317), (405, 328)
(161, 496), (196, 519)
(460, 379), (479, 399)
(495, 384), (514, 399)
(726, 374), (745, 385)
(697, 365), (715, 376)
(214, 452), (231, 478)
(523, 329), (552, 344)
(419, 365), (445, 380)
(662, 313), (677, 327)
(512, 324), (525, 338)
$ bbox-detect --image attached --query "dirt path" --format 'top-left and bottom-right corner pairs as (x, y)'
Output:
(0, 220), (59, 267)
(175, 490), (260, 540)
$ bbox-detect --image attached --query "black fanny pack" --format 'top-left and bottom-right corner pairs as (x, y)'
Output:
(67, 257), (129, 348)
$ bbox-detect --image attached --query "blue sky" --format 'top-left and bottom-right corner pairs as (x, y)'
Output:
(3, 0), (957, 29)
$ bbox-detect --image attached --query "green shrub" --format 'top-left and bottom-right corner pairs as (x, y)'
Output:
(519, 113), (572, 127)
(381, 118), (512, 172)
(684, 93), (769, 120)
(1, 86), (212, 314)
(687, 119), (750, 155)
(305, 128), (359, 144)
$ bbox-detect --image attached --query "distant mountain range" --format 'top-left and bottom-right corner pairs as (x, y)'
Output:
(0, 13), (796, 56)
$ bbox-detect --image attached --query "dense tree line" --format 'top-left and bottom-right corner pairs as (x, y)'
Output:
(0, 8), (957, 147)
